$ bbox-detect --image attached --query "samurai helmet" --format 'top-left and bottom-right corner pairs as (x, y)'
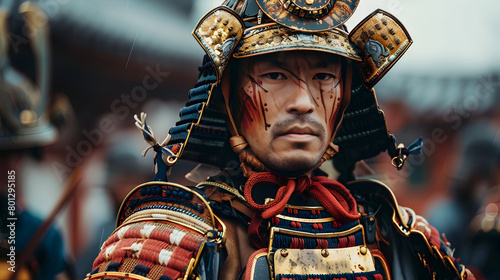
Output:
(162, 0), (413, 179)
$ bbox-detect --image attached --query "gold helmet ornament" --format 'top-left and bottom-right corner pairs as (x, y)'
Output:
(160, 0), (413, 180)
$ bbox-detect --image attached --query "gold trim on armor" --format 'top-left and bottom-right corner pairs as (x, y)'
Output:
(347, 179), (463, 279)
(213, 214), (227, 244)
(172, 83), (217, 165)
(275, 214), (335, 223)
(233, 23), (361, 60)
(347, 179), (411, 234)
(121, 209), (214, 234)
(348, 9), (412, 88)
(249, 252), (269, 280)
(196, 180), (246, 201)
(263, 198), (327, 211)
(192, 6), (245, 82)
(185, 247), (202, 280)
(116, 217), (207, 236)
(269, 224), (364, 240)
(85, 272), (152, 280)
(117, 181), (218, 229)
(373, 254), (392, 280)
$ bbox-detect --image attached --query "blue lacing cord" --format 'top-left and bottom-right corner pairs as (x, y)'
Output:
(130, 196), (204, 213)
(133, 205), (205, 222)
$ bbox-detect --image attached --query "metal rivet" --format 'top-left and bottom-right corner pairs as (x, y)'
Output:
(394, 36), (401, 44)
(223, 19), (229, 25)
(283, 0), (290, 9)
(389, 28), (395, 35)
(381, 34), (388, 40)
(321, 249), (329, 258)
(375, 23), (381, 30)
(20, 109), (37, 126)
(368, 29), (375, 35)
(360, 246), (367, 255)
(281, 249), (288, 257)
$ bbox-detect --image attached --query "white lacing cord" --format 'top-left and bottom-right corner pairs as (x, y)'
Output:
(134, 112), (172, 156)
(134, 112), (176, 175)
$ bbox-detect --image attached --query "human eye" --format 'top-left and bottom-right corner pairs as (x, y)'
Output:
(261, 72), (287, 80)
(313, 73), (335, 81)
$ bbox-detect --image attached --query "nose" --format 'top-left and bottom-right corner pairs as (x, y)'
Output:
(285, 82), (316, 114)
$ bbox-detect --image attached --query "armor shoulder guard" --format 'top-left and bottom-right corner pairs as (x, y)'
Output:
(86, 181), (226, 280)
(348, 179), (475, 280)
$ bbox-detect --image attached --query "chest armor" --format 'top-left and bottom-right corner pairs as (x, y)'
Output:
(247, 203), (390, 280)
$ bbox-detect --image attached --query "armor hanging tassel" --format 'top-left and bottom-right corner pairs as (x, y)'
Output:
(134, 112), (177, 181)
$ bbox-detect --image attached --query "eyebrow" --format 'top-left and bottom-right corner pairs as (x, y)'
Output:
(311, 59), (340, 68)
(266, 59), (289, 69)
(265, 57), (340, 69)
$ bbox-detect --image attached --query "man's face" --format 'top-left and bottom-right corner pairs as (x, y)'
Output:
(236, 51), (343, 175)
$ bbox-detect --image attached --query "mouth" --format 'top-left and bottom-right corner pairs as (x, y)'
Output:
(277, 126), (319, 140)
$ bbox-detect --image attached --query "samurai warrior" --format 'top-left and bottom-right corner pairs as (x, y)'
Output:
(87, 1), (476, 279)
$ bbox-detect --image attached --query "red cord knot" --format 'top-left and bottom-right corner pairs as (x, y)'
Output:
(294, 176), (311, 195)
(244, 171), (360, 222)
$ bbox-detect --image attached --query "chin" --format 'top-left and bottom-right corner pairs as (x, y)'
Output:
(262, 153), (322, 177)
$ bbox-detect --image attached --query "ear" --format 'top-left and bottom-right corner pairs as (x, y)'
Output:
(193, 6), (245, 83)
(349, 9), (412, 88)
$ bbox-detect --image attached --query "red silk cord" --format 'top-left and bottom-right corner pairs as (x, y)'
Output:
(244, 172), (360, 222)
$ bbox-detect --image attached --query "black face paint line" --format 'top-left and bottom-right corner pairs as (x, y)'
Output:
(277, 65), (320, 107)
(246, 74), (268, 93)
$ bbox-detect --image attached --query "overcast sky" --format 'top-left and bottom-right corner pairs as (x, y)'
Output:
(347, 0), (500, 75)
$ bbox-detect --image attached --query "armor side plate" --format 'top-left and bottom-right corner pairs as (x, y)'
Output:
(349, 9), (412, 88)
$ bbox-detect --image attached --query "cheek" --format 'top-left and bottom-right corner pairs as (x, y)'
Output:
(317, 82), (342, 134)
(238, 80), (271, 133)
(327, 87), (342, 133)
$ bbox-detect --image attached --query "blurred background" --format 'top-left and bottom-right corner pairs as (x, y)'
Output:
(0, 0), (498, 279)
